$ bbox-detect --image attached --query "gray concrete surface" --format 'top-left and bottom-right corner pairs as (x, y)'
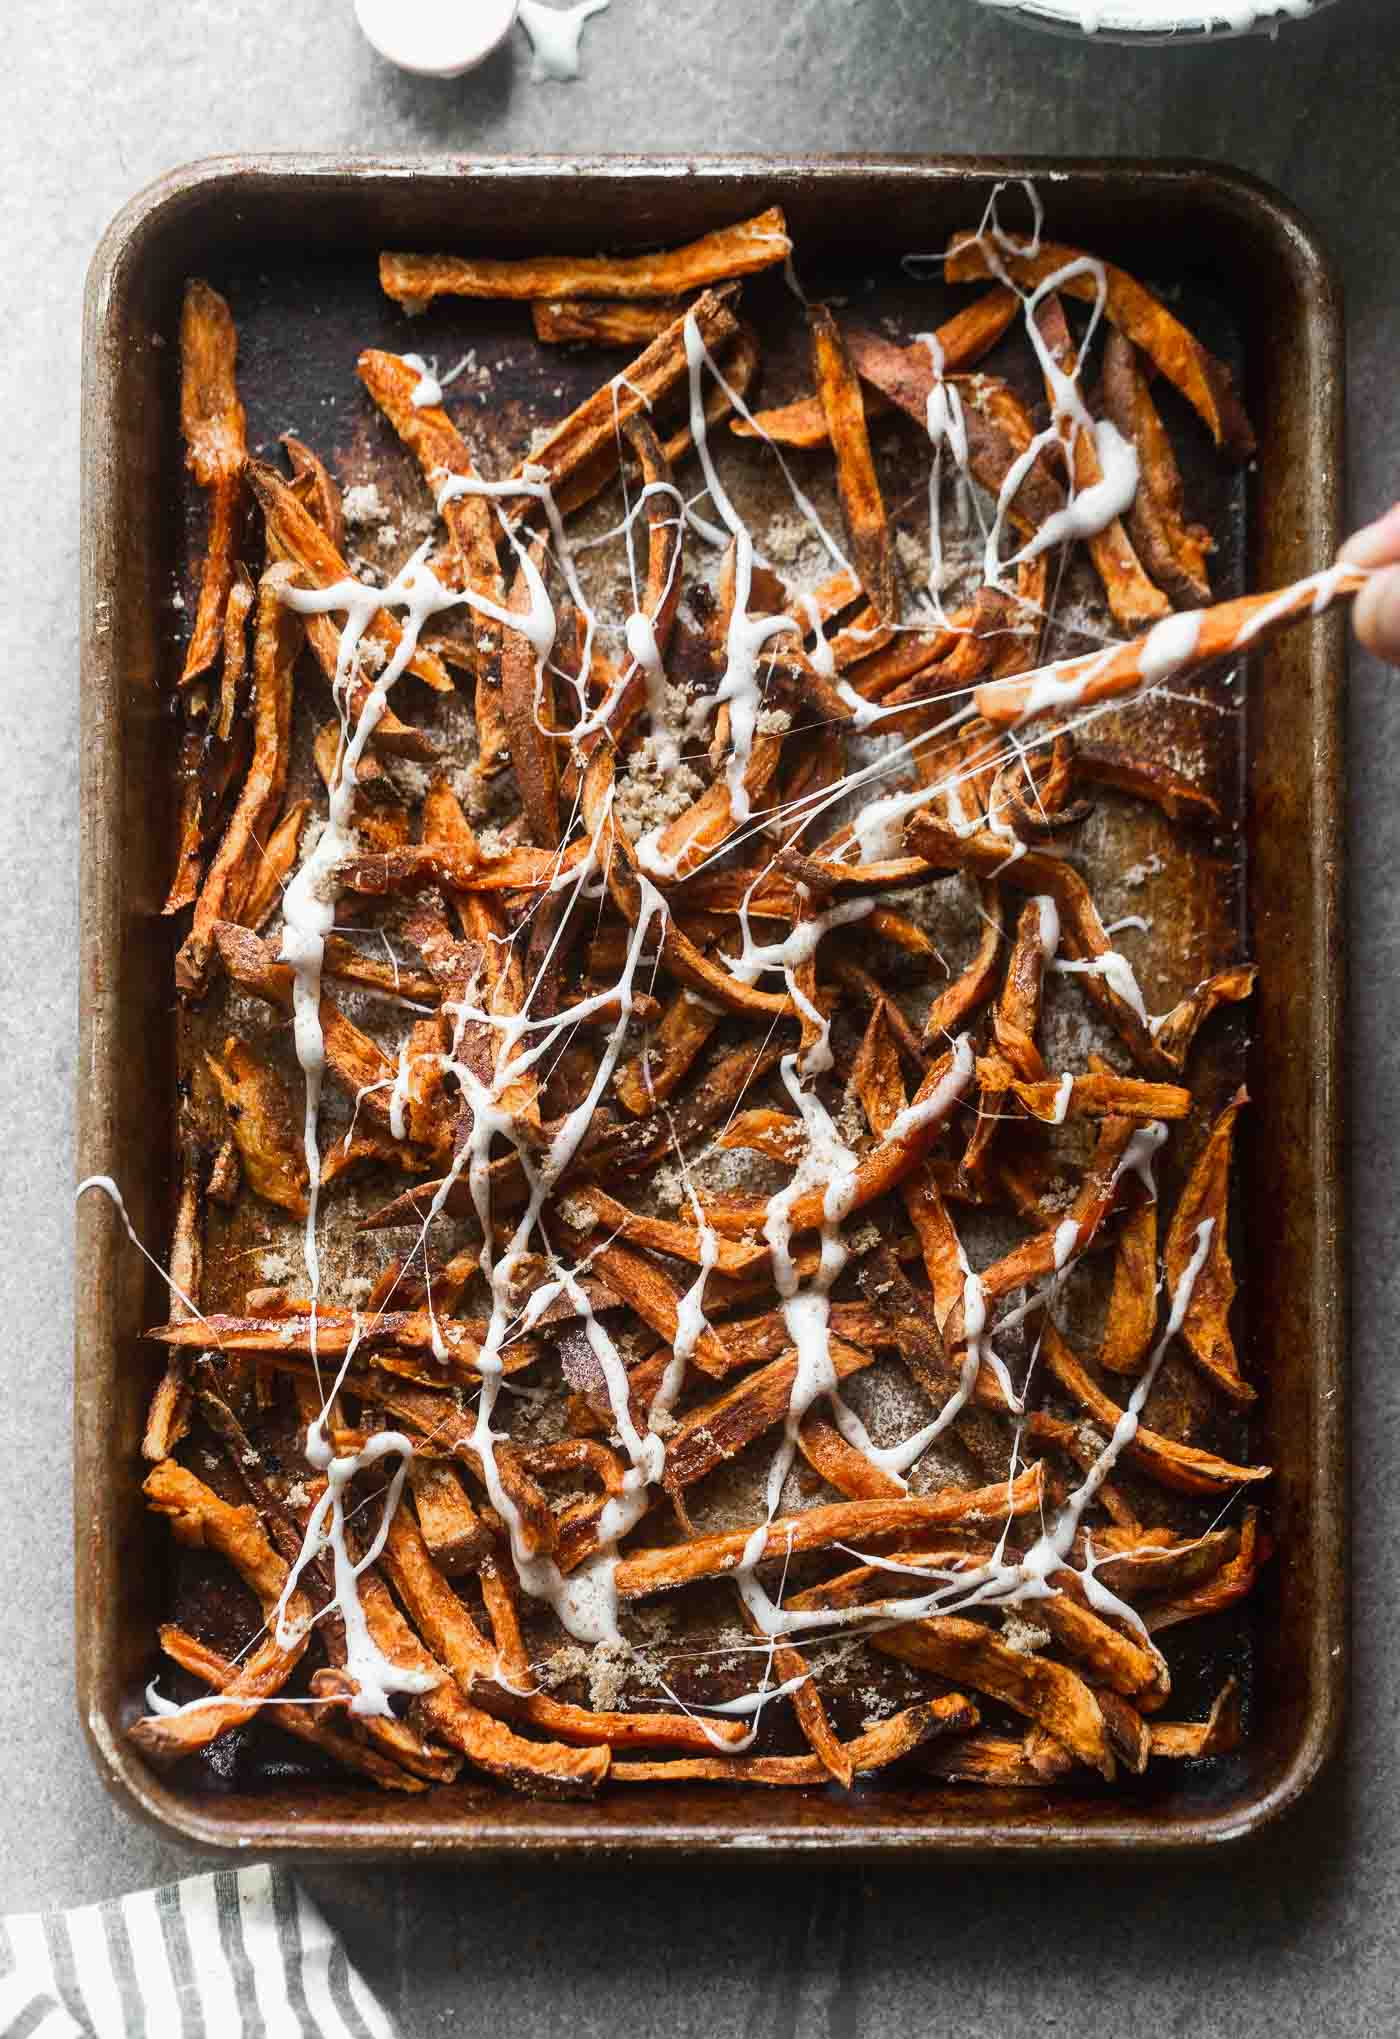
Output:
(2, 0), (1397, 2029)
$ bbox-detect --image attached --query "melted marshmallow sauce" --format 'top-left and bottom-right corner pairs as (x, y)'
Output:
(518, 0), (610, 80)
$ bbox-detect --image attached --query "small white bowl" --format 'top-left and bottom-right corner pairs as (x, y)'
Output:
(976, 0), (1336, 42)
(355, 0), (520, 78)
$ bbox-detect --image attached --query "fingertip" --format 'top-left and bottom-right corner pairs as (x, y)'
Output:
(1340, 502), (1400, 569)
(1353, 565), (1400, 663)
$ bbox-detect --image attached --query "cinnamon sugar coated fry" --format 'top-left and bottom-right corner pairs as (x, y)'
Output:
(124, 185), (1347, 1805)
(381, 208), (791, 308)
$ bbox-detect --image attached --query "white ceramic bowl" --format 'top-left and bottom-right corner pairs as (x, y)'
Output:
(977, 0), (1337, 42)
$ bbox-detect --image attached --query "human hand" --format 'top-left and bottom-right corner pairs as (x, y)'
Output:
(1341, 505), (1400, 663)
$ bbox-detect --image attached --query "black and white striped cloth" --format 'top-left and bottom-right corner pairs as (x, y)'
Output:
(0, 1866), (395, 2038)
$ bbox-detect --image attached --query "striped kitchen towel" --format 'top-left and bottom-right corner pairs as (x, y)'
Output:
(0, 1865), (395, 2038)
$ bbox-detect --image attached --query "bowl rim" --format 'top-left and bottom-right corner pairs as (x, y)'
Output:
(975, 0), (1336, 44)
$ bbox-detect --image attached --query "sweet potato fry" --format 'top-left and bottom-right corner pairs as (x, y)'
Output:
(501, 539), (561, 845)
(842, 621), (962, 701)
(1164, 1085), (1252, 1404)
(696, 1042), (973, 1241)
(281, 434), (345, 553)
(1100, 1200), (1158, 1375)
(582, 1237), (734, 1379)
(558, 1185), (766, 1274)
(766, 1623), (855, 1787)
(406, 1462), (491, 1575)
(923, 884), (1004, 1046)
(148, 1305), (528, 1380)
(212, 921), (437, 1149)
(653, 324), (759, 480)
(204, 1036), (308, 1217)
(532, 297), (688, 345)
(810, 304), (896, 621)
(157, 1626), (428, 1791)
(1148, 1678), (1242, 1759)
(919, 1730), (1065, 1786)
(945, 231), (1255, 456)
(239, 798), (310, 931)
(1033, 1580), (1170, 1704)
(906, 811), (1165, 1068)
(665, 1339), (874, 1491)
(129, 1461), (312, 1765)
(1072, 743), (1220, 826)
(797, 1409), (902, 1501)
(615, 1465), (1045, 1599)
(988, 735), (1086, 836)
(177, 565), (302, 992)
(715, 1108), (807, 1165)
(731, 385), (890, 452)
(708, 1302), (886, 1374)
(975, 566), (1367, 729)
(178, 280), (247, 686)
(981, 1063), (1191, 1123)
(1151, 965), (1257, 1071)
(1032, 292), (1169, 633)
(353, 1562), (607, 1798)
(1102, 330), (1213, 607)
(1144, 1512), (1268, 1632)
(851, 1000), (917, 1137)
(214, 563), (254, 743)
(381, 208), (790, 309)
(357, 349), (504, 631)
(629, 414), (683, 654)
(161, 719), (214, 915)
(608, 1694), (977, 1786)
(994, 897), (1053, 1081)
(319, 934), (438, 1003)
(249, 460), (452, 694)
(784, 1540), (989, 1612)
(732, 289), (1018, 450)
(379, 1503), (498, 1690)
(627, 728), (784, 883)
(847, 330), (1064, 539)
(335, 841), (482, 898)
(1088, 1528), (1240, 1602)
(505, 286), (740, 520)
(140, 1147), (203, 1462)
(507, 1684), (752, 1754)
(869, 907), (944, 963)
(1095, 1689), (1152, 1773)
(931, 285), (1024, 369)
(873, 1616), (1116, 1778)
(614, 986), (722, 1116)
